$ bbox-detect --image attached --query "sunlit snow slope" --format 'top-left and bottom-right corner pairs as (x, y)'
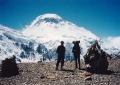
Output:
(0, 24), (50, 62)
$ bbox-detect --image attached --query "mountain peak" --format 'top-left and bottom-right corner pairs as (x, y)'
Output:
(28, 13), (63, 27)
(37, 13), (62, 20)
(22, 13), (98, 41)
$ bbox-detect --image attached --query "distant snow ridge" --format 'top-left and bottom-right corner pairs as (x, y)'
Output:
(0, 25), (50, 62)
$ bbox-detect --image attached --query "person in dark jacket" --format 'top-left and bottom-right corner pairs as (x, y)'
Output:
(56, 41), (65, 70)
(72, 41), (81, 70)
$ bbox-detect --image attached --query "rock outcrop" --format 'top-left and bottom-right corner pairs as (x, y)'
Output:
(84, 40), (112, 73)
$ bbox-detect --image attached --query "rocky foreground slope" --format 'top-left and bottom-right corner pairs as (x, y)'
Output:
(0, 59), (120, 85)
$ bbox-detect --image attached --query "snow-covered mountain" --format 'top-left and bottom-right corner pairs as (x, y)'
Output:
(0, 13), (120, 62)
(0, 24), (50, 62)
(22, 14), (98, 41)
(22, 13), (120, 59)
(22, 14), (99, 59)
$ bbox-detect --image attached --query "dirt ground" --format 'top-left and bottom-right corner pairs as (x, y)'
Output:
(0, 59), (120, 85)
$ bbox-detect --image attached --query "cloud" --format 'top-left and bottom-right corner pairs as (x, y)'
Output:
(105, 36), (120, 49)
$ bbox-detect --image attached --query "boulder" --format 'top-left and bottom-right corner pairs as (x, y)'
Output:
(1, 56), (19, 77)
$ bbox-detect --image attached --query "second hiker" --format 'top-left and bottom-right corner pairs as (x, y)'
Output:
(72, 41), (81, 70)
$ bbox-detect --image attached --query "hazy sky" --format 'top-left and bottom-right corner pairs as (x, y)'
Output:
(0, 0), (120, 38)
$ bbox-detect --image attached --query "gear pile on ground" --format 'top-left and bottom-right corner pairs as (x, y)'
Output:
(1, 56), (19, 77)
(84, 40), (112, 73)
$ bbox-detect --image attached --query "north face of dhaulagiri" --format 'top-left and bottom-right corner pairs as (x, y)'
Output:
(0, 14), (119, 62)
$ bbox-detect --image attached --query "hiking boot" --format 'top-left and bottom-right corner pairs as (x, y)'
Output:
(61, 67), (64, 71)
(79, 66), (81, 70)
(56, 67), (58, 71)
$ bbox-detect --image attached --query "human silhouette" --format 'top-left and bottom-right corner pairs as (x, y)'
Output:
(56, 41), (65, 70)
(72, 41), (81, 70)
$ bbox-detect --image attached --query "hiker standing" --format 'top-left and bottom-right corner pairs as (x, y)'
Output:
(72, 41), (81, 70)
(56, 41), (65, 70)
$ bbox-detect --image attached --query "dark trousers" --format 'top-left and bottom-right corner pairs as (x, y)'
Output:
(56, 55), (64, 69)
(74, 54), (80, 69)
